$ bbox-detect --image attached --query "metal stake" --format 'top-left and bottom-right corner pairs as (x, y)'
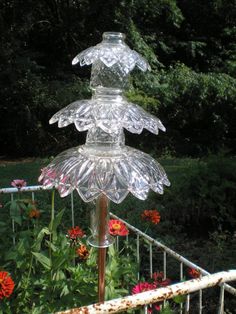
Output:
(98, 194), (109, 302)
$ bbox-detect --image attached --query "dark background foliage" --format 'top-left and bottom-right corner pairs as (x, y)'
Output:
(0, 0), (235, 157)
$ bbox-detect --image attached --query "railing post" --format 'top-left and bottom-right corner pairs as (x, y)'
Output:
(185, 294), (190, 314)
(136, 234), (140, 280)
(218, 285), (225, 314)
(70, 191), (75, 227)
(149, 242), (153, 278)
(199, 282), (203, 314)
(180, 262), (183, 314)
(163, 251), (167, 279)
(10, 193), (16, 246)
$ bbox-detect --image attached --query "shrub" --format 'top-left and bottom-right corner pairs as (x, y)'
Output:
(127, 64), (236, 157)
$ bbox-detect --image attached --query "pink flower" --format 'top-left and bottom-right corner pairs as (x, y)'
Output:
(11, 179), (27, 189)
(132, 282), (161, 313)
(109, 219), (129, 236)
(132, 282), (156, 294)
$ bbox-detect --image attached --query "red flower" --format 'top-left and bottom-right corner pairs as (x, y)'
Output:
(141, 210), (160, 224)
(109, 219), (129, 236)
(132, 282), (156, 294)
(76, 245), (89, 260)
(11, 179), (27, 189)
(153, 272), (171, 287)
(0, 271), (14, 300)
(188, 268), (201, 279)
(67, 226), (84, 240)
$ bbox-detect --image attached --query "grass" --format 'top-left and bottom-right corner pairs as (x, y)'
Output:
(0, 158), (49, 187)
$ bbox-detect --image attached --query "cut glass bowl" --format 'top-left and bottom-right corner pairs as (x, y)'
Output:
(39, 145), (170, 203)
(49, 98), (165, 135)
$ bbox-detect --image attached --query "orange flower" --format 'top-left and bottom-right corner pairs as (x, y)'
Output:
(76, 245), (89, 260)
(141, 209), (160, 224)
(0, 271), (14, 300)
(188, 268), (201, 279)
(28, 208), (40, 219)
(109, 219), (129, 236)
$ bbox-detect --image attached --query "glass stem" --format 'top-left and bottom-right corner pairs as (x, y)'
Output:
(88, 194), (114, 248)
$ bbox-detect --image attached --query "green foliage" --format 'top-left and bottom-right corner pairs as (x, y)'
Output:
(129, 64), (236, 156)
(0, 197), (137, 313)
(0, 0), (235, 157)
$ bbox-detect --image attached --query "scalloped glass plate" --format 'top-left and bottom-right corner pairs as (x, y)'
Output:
(39, 145), (170, 203)
(49, 99), (165, 135)
(72, 38), (150, 73)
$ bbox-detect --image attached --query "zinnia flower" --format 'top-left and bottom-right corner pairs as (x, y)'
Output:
(11, 179), (27, 189)
(76, 245), (89, 260)
(132, 282), (156, 294)
(109, 219), (129, 236)
(141, 209), (160, 224)
(188, 267), (201, 279)
(0, 271), (15, 300)
(67, 226), (84, 240)
(132, 282), (160, 313)
(28, 208), (40, 219)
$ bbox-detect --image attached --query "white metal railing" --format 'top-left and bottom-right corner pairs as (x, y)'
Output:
(55, 271), (236, 314)
(1, 185), (236, 313)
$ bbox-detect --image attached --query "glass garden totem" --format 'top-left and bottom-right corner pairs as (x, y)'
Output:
(39, 32), (170, 302)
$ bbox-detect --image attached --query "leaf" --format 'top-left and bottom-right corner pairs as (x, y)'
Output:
(52, 255), (68, 270)
(10, 200), (22, 225)
(60, 284), (69, 297)
(173, 294), (186, 304)
(32, 227), (50, 252)
(32, 252), (52, 270)
(4, 250), (17, 261)
(49, 209), (65, 232)
(52, 270), (66, 281)
(46, 240), (57, 252)
(49, 209), (65, 242)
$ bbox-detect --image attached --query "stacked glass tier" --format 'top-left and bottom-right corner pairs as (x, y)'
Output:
(39, 32), (170, 203)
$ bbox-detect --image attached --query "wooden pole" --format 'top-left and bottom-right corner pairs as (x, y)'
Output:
(97, 194), (109, 302)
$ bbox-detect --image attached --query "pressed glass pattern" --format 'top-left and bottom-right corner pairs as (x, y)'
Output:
(39, 31), (170, 204)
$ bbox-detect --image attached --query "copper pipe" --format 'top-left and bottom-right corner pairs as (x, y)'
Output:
(98, 194), (109, 302)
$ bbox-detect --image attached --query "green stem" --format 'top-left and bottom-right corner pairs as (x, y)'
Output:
(26, 254), (33, 286)
(49, 190), (55, 262)
(51, 189), (55, 222)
